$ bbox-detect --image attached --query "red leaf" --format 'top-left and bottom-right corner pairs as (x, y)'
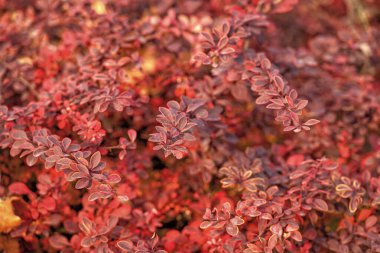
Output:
(108, 174), (121, 184)
(303, 119), (320, 126)
(286, 154), (304, 166)
(220, 47), (235, 55)
(49, 234), (69, 249)
(291, 231), (303, 242)
(9, 182), (31, 195)
(226, 223), (239, 236)
(256, 95), (270, 105)
(79, 217), (94, 235)
(365, 216), (377, 229)
(40, 197), (56, 211)
(75, 177), (90, 189)
(26, 154), (38, 166)
(11, 129), (28, 140)
(268, 234), (278, 249)
(313, 198), (329, 212)
(117, 240), (134, 250)
(88, 192), (100, 201)
(90, 151), (101, 168)
(127, 129), (137, 142)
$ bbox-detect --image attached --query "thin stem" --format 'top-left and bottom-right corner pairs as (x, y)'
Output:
(103, 145), (121, 150)
(19, 77), (40, 100)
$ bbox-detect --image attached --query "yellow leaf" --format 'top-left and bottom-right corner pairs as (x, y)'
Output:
(0, 198), (22, 233)
(92, 0), (107, 15)
(17, 57), (33, 65)
(141, 47), (157, 74)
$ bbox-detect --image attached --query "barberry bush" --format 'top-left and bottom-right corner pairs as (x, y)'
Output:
(1, 0), (380, 252)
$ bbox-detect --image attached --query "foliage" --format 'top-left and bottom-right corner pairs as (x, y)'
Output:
(0, 0), (380, 252)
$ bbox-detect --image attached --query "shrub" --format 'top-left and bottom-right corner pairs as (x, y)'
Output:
(0, 0), (380, 252)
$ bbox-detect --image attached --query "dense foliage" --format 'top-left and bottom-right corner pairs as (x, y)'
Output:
(1, 0), (380, 252)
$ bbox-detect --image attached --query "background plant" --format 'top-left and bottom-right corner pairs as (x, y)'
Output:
(0, 0), (380, 252)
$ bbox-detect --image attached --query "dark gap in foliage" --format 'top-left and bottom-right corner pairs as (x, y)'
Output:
(71, 203), (83, 212)
(26, 173), (38, 193)
(162, 212), (190, 231)
(152, 156), (166, 171)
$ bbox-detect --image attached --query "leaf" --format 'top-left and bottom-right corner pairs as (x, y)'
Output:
(357, 208), (372, 222)
(231, 83), (249, 101)
(193, 52), (211, 64)
(245, 243), (262, 253)
(0, 235), (20, 252)
(11, 130), (28, 140)
(295, 100), (308, 110)
(200, 221), (213, 229)
(200, 32), (214, 45)
(39, 197), (56, 211)
(49, 234), (69, 249)
(256, 95), (270, 105)
(283, 125), (297, 132)
(221, 21), (230, 36)
(220, 47), (235, 55)
(313, 198), (328, 212)
(266, 103), (283, 110)
(117, 195), (129, 203)
(261, 58), (272, 69)
(244, 178), (266, 192)
(118, 150), (127, 160)
(108, 174), (121, 184)
(88, 192), (100, 201)
(77, 164), (90, 174)
(117, 240), (134, 251)
(127, 129), (137, 142)
(217, 36), (229, 49)
(26, 154), (38, 166)
(273, 0), (299, 13)
(349, 196), (361, 213)
(291, 231), (302, 242)
(195, 109), (208, 119)
(286, 154), (304, 166)
(80, 236), (93, 248)
(92, 0), (107, 15)
(90, 151), (101, 168)
(183, 133), (196, 142)
(226, 223), (239, 236)
(268, 234), (278, 249)
(97, 184), (112, 193)
(8, 182), (31, 195)
(230, 216), (244, 226)
(273, 76), (284, 91)
(365, 215), (377, 229)
(79, 217), (93, 235)
(336, 184), (353, 198)
(159, 107), (173, 122)
(181, 122), (197, 132)
(186, 99), (205, 112)
(75, 177), (90, 189)
(261, 213), (272, 220)
(372, 196), (380, 206)
(0, 198), (22, 233)
(167, 100), (180, 110)
(172, 150), (185, 159)
(286, 222), (299, 232)
(46, 155), (61, 163)
(61, 137), (71, 150)
(303, 119), (320, 126)
(106, 216), (119, 230)
(270, 223), (283, 236)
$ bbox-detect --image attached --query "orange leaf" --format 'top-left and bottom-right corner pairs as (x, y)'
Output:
(0, 198), (22, 233)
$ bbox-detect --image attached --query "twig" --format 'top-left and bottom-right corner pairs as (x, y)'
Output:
(18, 77), (40, 100)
